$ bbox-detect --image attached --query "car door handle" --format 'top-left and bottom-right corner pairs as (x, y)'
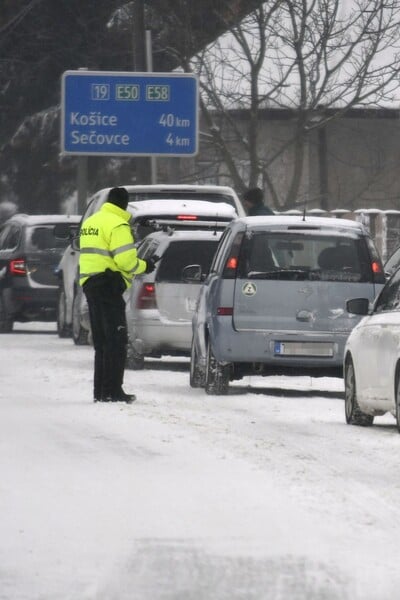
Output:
(296, 309), (312, 322)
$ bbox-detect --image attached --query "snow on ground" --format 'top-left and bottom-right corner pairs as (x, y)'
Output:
(1, 323), (400, 599)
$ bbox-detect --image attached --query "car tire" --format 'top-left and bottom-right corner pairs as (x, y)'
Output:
(395, 369), (400, 434)
(72, 289), (89, 345)
(0, 293), (13, 333)
(190, 339), (205, 388)
(205, 338), (230, 395)
(126, 343), (145, 370)
(344, 356), (374, 426)
(56, 286), (71, 338)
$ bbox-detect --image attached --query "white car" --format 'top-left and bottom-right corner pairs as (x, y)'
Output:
(56, 184), (242, 343)
(344, 267), (400, 431)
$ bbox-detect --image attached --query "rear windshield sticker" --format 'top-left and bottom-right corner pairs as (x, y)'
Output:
(242, 282), (257, 296)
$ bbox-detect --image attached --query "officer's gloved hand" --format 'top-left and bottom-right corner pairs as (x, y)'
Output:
(145, 256), (158, 274)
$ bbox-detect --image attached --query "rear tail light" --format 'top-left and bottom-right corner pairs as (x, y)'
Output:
(222, 255), (239, 279)
(176, 215), (198, 221)
(9, 259), (27, 275)
(136, 283), (157, 309)
(217, 307), (233, 316)
(371, 260), (382, 274)
(371, 259), (385, 283)
(225, 256), (238, 269)
(222, 232), (244, 279)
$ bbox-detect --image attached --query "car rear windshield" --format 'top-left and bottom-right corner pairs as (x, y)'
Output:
(128, 191), (236, 209)
(156, 239), (220, 283)
(27, 225), (72, 251)
(237, 231), (376, 282)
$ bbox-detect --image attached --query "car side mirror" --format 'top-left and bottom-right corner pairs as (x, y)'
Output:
(346, 297), (370, 315)
(182, 264), (202, 282)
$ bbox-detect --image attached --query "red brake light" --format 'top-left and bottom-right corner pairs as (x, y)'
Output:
(136, 283), (157, 309)
(10, 259), (27, 275)
(217, 307), (233, 316)
(372, 261), (382, 273)
(225, 257), (238, 270)
(176, 215), (198, 221)
(222, 231), (243, 279)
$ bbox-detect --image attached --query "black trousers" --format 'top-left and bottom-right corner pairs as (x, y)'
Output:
(83, 272), (128, 399)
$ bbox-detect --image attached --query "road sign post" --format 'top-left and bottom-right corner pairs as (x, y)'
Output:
(61, 70), (198, 157)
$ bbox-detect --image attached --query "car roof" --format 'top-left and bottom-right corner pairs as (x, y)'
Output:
(236, 215), (366, 233)
(128, 199), (236, 218)
(95, 184), (238, 194)
(6, 214), (81, 226)
(88, 183), (245, 217)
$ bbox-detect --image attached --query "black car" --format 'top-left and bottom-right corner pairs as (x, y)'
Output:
(0, 213), (80, 332)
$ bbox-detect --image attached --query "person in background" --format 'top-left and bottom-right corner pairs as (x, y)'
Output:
(243, 187), (274, 216)
(79, 186), (156, 404)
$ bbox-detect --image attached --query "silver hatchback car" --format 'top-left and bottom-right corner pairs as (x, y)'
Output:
(190, 215), (385, 394)
(125, 228), (223, 368)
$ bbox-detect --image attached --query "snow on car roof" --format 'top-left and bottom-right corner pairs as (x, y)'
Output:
(128, 198), (236, 218)
(125, 184), (237, 193)
(241, 214), (365, 231)
(9, 214), (81, 225)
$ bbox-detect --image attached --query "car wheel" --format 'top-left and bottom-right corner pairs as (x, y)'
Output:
(190, 339), (205, 388)
(72, 289), (89, 345)
(56, 286), (71, 338)
(205, 338), (230, 395)
(344, 357), (374, 426)
(0, 293), (13, 333)
(126, 343), (145, 370)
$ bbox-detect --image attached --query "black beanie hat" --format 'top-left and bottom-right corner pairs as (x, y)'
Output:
(243, 187), (264, 205)
(107, 187), (129, 210)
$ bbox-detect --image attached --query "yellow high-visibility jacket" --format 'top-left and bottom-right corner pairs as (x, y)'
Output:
(78, 202), (146, 289)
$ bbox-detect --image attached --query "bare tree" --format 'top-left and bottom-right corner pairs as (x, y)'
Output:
(190, 0), (400, 211)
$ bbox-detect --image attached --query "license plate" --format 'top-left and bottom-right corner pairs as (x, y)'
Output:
(274, 341), (334, 357)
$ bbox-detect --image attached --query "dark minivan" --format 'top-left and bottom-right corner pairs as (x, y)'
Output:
(0, 213), (80, 332)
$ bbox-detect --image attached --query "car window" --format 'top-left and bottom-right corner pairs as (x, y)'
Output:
(27, 226), (73, 251)
(385, 246), (400, 275)
(137, 238), (160, 260)
(156, 239), (220, 283)
(237, 231), (374, 282)
(0, 225), (20, 250)
(0, 225), (8, 249)
(374, 269), (400, 312)
(83, 195), (104, 220)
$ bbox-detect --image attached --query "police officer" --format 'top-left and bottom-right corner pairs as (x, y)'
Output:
(79, 186), (155, 403)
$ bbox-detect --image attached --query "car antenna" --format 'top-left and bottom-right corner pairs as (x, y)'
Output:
(302, 199), (306, 221)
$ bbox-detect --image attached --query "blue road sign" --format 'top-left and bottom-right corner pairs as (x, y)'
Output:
(61, 71), (198, 156)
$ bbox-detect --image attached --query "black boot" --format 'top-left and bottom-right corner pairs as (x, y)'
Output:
(102, 391), (136, 404)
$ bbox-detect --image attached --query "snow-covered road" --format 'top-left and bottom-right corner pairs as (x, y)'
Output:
(1, 323), (400, 600)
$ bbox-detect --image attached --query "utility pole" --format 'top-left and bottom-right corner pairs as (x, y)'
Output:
(77, 67), (89, 215)
(132, 0), (151, 184)
(318, 126), (328, 210)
